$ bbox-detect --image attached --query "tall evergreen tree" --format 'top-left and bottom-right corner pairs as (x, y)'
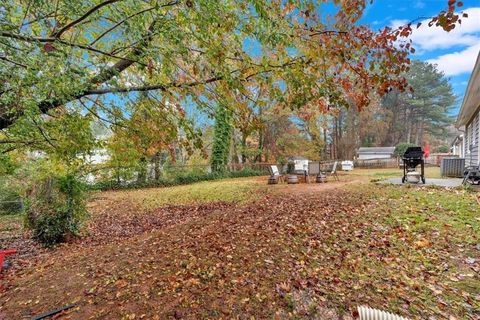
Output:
(381, 60), (456, 145)
(405, 61), (456, 144)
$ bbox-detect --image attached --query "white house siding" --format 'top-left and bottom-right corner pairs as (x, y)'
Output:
(358, 154), (392, 160)
(357, 147), (395, 160)
(465, 110), (480, 167)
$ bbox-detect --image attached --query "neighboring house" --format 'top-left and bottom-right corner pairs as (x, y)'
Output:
(85, 148), (111, 183)
(357, 147), (395, 160)
(456, 51), (480, 167)
(450, 134), (464, 158)
(86, 148), (110, 165)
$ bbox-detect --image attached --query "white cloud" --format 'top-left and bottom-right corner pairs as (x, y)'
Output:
(414, 1), (426, 9)
(390, 7), (480, 76)
(391, 7), (480, 51)
(390, 19), (409, 29)
(427, 43), (480, 76)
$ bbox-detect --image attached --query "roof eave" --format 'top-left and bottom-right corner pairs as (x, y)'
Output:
(456, 50), (480, 128)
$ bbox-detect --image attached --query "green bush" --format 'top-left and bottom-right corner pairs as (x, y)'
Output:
(437, 145), (450, 153)
(394, 143), (418, 157)
(286, 162), (295, 174)
(229, 168), (266, 178)
(25, 175), (88, 247)
(90, 168), (265, 191)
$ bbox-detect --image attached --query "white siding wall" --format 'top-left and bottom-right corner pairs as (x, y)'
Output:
(465, 111), (480, 167)
(477, 112), (480, 166)
(358, 154), (392, 160)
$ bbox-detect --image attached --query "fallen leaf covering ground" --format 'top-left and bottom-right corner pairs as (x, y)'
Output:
(0, 175), (479, 319)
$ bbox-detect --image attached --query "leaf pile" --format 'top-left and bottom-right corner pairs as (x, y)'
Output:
(1, 184), (478, 319)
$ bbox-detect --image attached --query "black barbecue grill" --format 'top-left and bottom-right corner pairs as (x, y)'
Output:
(402, 147), (425, 184)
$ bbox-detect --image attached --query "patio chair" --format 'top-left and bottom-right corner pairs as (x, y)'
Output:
(322, 161), (339, 181)
(268, 165), (284, 183)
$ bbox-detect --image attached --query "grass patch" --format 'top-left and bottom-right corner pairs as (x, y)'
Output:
(348, 167), (442, 179)
(113, 176), (269, 208)
(339, 183), (479, 317)
(374, 185), (479, 244)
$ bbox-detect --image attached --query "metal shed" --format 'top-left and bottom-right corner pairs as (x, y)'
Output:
(357, 147), (395, 160)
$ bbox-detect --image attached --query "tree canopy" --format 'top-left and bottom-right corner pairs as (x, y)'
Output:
(0, 0), (465, 132)
(0, 0), (467, 165)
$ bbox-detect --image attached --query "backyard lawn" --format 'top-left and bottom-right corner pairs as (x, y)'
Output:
(346, 166), (443, 179)
(0, 172), (479, 319)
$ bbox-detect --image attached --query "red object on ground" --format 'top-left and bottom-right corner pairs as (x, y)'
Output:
(0, 249), (17, 273)
(424, 143), (430, 158)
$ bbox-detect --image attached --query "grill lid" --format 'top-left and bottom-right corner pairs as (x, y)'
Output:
(403, 147), (424, 159)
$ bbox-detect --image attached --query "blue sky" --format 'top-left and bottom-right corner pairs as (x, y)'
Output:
(359, 0), (480, 114)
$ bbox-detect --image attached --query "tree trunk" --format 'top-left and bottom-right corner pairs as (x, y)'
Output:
(257, 129), (264, 163)
(153, 152), (161, 182)
(418, 117), (425, 145)
(136, 156), (148, 184)
(240, 130), (247, 164)
(323, 123), (328, 160)
(406, 107), (412, 144)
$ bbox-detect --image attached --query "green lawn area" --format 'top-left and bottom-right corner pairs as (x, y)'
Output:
(103, 176), (270, 209)
(1, 176), (478, 319)
(346, 166), (442, 179)
(345, 184), (479, 316)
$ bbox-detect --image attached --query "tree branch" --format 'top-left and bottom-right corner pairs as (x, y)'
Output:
(84, 58), (304, 95)
(89, 6), (156, 46)
(0, 56), (28, 68)
(79, 98), (129, 129)
(52, 0), (122, 38)
(84, 75), (225, 95)
(0, 32), (146, 65)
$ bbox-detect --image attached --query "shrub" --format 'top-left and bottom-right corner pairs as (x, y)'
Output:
(286, 162), (295, 174)
(229, 168), (265, 178)
(90, 169), (265, 191)
(25, 175), (88, 247)
(437, 145), (450, 153)
(394, 143), (418, 157)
